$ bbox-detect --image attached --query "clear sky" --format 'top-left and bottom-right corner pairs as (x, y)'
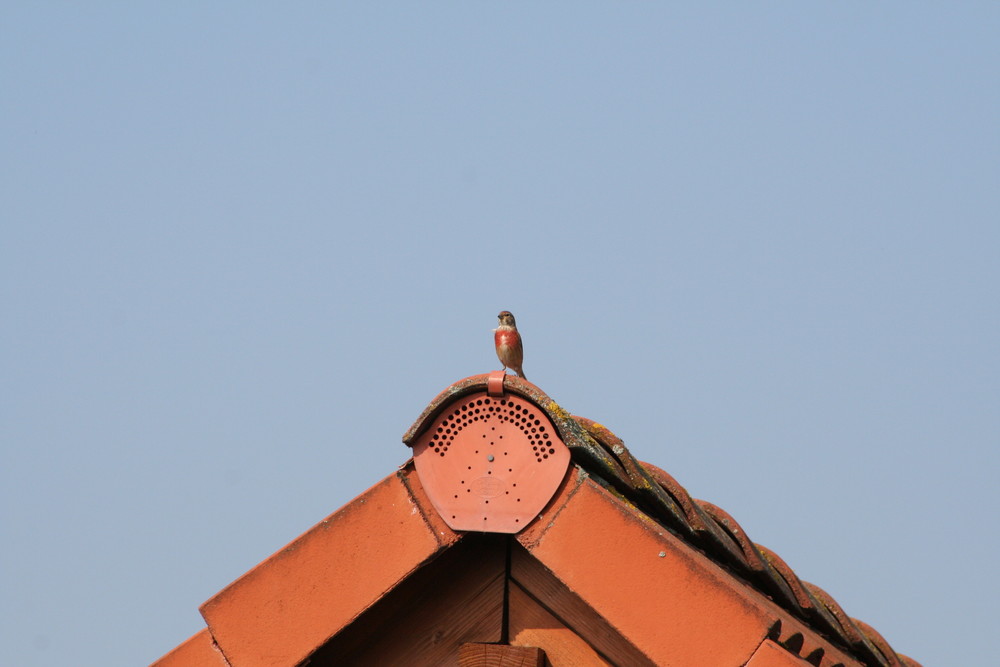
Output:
(2, 5), (997, 666)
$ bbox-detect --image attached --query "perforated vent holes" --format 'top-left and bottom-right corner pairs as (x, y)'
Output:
(430, 397), (557, 462)
(412, 391), (571, 533)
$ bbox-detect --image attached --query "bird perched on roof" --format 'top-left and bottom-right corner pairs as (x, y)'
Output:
(494, 310), (526, 379)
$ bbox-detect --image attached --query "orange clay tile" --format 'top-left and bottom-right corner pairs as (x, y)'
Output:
(518, 475), (778, 666)
(198, 470), (459, 667)
(150, 629), (230, 667)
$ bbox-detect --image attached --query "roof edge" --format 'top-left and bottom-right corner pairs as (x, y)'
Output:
(150, 628), (231, 667)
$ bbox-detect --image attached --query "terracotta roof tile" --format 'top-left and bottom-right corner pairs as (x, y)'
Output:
(640, 462), (713, 534)
(852, 618), (907, 667)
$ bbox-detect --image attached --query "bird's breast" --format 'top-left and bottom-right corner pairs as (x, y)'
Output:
(495, 328), (519, 348)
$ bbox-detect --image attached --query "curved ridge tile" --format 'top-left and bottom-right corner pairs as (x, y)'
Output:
(696, 501), (803, 614)
(853, 618), (905, 667)
(695, 500), (765, 571)
(640, 463), (711, 533)
(807, 583), (887, 667)
(572, 418), (693, 537)
(756, 544), (816, 613)
(755, 546), (854, 648)
(642, 463), (751, 567)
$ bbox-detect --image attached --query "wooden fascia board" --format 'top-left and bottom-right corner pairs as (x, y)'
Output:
(459, 643), (546, 666)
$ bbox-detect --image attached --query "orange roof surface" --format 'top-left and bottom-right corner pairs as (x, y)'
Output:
(152, 372), (920, 667)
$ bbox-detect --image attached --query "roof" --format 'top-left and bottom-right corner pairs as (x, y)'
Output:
(151, 372), (920, 667)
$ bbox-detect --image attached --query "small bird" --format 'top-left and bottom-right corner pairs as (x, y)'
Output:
(494, 310), (526, 379)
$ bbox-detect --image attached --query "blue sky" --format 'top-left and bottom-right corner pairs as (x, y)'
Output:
(2, 5), (997, 666)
